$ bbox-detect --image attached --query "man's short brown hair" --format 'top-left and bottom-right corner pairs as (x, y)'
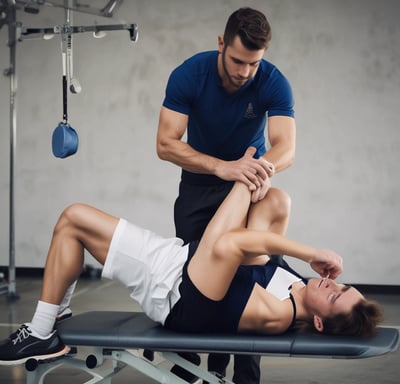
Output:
(223, 7), (272, 50)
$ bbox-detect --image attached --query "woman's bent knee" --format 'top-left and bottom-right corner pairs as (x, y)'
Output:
(266, 188), (291, 218)
(54, 203), (90, 234)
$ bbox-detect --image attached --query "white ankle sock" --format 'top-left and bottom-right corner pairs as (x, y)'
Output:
(30, 300), (60, 338)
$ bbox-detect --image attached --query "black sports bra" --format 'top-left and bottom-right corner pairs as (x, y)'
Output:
(288, 293), (297, 328)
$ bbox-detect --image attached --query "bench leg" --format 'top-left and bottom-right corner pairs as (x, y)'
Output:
(25, 347), (235, 384)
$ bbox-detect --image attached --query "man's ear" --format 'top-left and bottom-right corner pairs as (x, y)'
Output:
(313, 315), (324, 333)
(217, 35), (224, 53)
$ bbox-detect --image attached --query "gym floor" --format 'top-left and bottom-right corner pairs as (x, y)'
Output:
(0, 273), (399, 384)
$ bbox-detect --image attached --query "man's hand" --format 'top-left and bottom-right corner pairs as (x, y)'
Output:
(250, 174), (271, 203)
(215, 147), (273, 192)
(310, 249), (344, 280)
(259, 157), (275, 178)
(250, 157), (274, 202)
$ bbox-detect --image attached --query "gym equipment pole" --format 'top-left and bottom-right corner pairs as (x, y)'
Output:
(1, 1), (19, 299)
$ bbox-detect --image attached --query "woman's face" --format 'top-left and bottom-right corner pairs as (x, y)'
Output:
(304, 278), (364, 318)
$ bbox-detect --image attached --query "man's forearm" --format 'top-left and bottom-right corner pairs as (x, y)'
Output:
(262, 142), (295, 175)
(265, 115), (296, 174)
(158, 139), (221, 175)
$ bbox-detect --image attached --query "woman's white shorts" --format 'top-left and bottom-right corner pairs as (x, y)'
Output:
(102, 218), (189, 324)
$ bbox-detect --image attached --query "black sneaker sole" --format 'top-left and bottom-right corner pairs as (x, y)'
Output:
(0, 345), (71, 366)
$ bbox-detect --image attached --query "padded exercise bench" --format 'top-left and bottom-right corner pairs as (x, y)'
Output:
(26, 311), (399, 384)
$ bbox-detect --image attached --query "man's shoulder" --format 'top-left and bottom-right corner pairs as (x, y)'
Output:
(184, 50), (218, 64)
(254, 59), (293, 97)
(258, 59), (285, 81)
(177, 50), (218, 74)
(169, 51), (217, 89)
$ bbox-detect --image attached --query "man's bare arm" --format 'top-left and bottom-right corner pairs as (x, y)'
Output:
(157, 106), (272, 190)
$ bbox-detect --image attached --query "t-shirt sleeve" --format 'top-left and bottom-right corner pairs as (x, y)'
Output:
(266, 68), (295, 118)
(162, 62), (194, 116)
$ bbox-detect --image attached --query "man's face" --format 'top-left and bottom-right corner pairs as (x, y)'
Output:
(218, 35), (265, 91)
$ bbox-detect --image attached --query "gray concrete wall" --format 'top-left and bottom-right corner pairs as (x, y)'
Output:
(0, 0), (399, 285)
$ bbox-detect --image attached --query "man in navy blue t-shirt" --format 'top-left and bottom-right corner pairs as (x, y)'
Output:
(157, 7), (296, 384)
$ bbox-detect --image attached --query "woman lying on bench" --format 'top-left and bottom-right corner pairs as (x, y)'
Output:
(0, 182), (382, 365)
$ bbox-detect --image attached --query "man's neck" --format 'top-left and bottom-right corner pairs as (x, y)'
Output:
(217, 54), (238, 94)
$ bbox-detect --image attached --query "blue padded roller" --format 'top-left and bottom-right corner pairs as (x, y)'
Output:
(52, 123), (78, 158)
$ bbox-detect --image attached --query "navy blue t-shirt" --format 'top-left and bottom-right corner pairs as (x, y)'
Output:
(163, 51), (294, 184)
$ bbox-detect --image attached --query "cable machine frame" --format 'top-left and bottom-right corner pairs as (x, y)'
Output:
(0, 0), (138, 298)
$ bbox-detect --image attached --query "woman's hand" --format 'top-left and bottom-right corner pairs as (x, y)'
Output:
(310, 248), (343, 280)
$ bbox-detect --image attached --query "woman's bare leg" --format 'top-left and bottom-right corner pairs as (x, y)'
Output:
(40, 203), (119, 305)
(242, 188), (291, 266)
(247, 187), (291, 235)
(188, 183), (291, 300)
(187, 182), (253, 300)
(188, 182), (250, 295)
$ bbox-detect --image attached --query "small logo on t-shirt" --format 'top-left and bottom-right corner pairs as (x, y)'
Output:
(244, 102), (257, 119)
